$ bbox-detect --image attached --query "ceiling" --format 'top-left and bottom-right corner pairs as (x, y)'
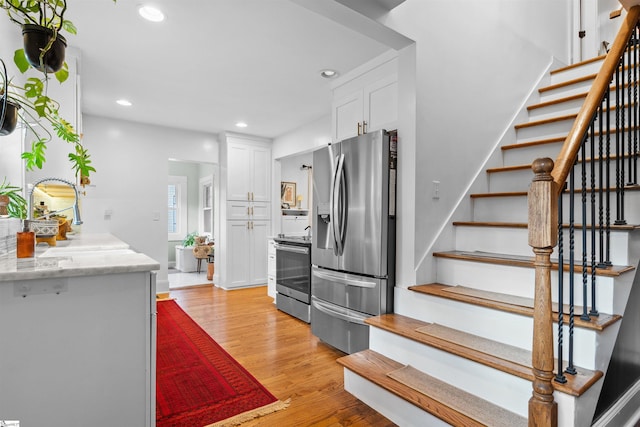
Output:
(62, 0), (401, 140)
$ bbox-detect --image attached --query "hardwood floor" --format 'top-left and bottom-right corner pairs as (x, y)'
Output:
(168, 284), (396, 427)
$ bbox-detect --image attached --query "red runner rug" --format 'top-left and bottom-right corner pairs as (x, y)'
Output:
(156, 300), (287, 427)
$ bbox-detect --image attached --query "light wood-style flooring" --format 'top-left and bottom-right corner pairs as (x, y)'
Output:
(169, 284), (396, 427)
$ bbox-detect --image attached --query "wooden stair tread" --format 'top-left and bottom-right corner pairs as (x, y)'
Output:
(538, 73), (597, 93)
(502, 125), (640, 151)
(514, 112), (577, 129)
(452, 221), (639, 231)
(433, 250), (634, 278)
(409, 282), (622, 331)
(488, 152), (640, 174)
(502, 135), (566, 151)
(550, 55), (605, 75)
(366, 314), (602, 397)
(527, 92), (588, 111)
(337, 349), (527, 427)
(470, 184), (640, 198)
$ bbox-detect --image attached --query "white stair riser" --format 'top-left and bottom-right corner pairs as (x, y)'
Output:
(454, 226), (632, 265)
(395, 287), (607, 371)
(489, 162), (640, 193)
(435, 257), (629, 315)
(527, 99), (584, 122)
(369, 327), (531, 417)
(516, 119), (575, 141)
(539, 79), (596, 103)
(549, 62), (604, 85)
(472, 192), (640, 224)
(502, 142), (564, 166)
(343, 370), (456, 427)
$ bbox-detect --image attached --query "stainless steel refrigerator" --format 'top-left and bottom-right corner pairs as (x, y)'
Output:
(311, 129), (397, 354)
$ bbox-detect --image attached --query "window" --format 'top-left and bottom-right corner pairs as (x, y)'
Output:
(168, 175), (187, 241)
(199, 176), (214, 238)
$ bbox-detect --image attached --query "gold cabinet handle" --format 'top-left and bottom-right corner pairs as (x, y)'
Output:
(247, 192), (251, 201)
(251, 206), (254, 216)
(362, 120), (367, 134)
(357, 122), (361, 135)
(247, 207), (250, 216)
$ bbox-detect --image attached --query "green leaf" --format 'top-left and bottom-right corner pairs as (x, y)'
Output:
(13, 49), (30, 73)
(68, 144), (96, 178)
(52, 117), (79, 143)
(21, 139), (48, 171)
(24, 77), (44, 99)
(54, 61), (69, 83)
(61, 20), (76, 35)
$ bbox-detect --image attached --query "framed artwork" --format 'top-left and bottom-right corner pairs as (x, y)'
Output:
(281, 181), (296, 205)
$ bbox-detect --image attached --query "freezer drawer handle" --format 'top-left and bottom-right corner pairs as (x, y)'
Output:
(312, 269), (376, 288)
(274, 244), (309, 254)
(312, 299), (367, 325)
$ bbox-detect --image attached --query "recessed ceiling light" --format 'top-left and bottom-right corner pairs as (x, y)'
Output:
(138, 5), (165, 22)
(235, 122), (248, 128)
(116, 99), (132, 107)
(320, 69), (338, 78)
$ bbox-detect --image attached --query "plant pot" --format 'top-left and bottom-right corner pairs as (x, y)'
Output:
(0, 195), (9, 216)
(0, 99), (20, 136)
(22, 24), (67, 73)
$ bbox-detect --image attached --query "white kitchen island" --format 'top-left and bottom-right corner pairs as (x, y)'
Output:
(0, 233), (159, 427)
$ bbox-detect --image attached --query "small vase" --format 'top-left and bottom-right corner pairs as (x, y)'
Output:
(16, 230), (35, 258)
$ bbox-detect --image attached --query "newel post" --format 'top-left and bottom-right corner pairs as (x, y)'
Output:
(528, 158), (558, 427)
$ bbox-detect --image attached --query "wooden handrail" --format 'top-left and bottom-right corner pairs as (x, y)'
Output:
(529, 7), (640, 425)
(551, 5), (640, 193)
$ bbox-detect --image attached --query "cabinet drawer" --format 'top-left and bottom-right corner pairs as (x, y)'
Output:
(227, 201), (251, 220)
(227, 201), (270, 220)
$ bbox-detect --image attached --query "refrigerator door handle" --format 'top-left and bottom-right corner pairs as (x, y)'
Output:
(312, 298), (367, 325)
(312, 268), (376, 288)
(332, 153), (346, 256)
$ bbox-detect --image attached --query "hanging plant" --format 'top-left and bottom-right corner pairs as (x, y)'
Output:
(0, 0), (116, 82)
(0, 59), (95, 179)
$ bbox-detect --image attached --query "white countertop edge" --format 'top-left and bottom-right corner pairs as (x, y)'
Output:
(0, 233), (160, 282)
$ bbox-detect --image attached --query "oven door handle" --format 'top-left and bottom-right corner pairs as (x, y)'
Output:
(312, 268), (376, 288)
(312, 298), (368, 325)
(274, 244), (309, 254)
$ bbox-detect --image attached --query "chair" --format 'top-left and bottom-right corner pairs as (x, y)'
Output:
(192, 236), (213, 274)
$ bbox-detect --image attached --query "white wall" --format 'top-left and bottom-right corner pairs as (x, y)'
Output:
(383, 0), (571, 285)
(80, 115), (219, 293)
(272, 114), (331, 159)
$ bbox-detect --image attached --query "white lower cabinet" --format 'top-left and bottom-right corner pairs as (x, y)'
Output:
(226, 220), (269, 288)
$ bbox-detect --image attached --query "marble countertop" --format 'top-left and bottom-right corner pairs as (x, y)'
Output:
(0, 233), (160, 282)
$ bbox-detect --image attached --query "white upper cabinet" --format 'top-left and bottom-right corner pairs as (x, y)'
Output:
(331, 52), (398, 142)
(226, 140), (271, 202)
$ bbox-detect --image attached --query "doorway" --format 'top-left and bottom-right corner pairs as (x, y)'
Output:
(167, 159), (217, 289)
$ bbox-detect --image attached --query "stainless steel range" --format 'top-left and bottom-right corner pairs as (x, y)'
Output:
(274, 236), (311, 323)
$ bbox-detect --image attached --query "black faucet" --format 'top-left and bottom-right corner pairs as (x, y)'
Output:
(305, 225), (311, 239)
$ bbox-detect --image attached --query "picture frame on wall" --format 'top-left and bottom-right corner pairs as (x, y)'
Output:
(281, 181), (296, 206)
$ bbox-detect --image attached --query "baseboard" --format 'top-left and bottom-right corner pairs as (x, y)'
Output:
(156, 292), (171, 300)
(592, 378), (640, 427)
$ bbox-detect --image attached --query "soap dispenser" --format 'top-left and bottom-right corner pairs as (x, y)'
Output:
(16, 220), (35, 258)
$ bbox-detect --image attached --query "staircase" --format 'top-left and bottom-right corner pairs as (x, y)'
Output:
(337, 30), (640, 427)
